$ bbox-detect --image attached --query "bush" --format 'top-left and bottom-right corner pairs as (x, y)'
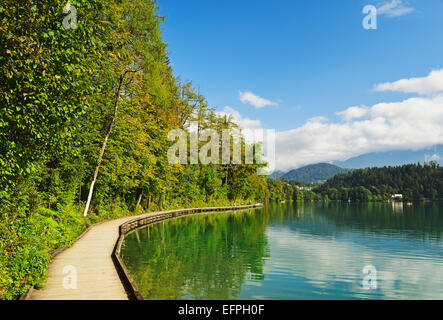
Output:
(0, 204), (89, 299)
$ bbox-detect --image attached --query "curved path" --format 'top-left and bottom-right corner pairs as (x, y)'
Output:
(29, 215), (139, 300)
(28, 205), (261, 300)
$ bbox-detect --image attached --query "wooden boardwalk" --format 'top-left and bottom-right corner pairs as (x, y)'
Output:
(28, 205), (261, 300)
(29, 215), (138, 300)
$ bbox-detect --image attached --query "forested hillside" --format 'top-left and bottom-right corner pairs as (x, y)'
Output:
(281, 163), (349, 183)
(268, 170), (285, 179)
(0, 0), (267, 299)
(266, 163), (443, 202)
(316, 163), (443, 201)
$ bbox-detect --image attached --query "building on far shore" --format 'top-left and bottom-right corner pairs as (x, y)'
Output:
(295, 185), (313, 191)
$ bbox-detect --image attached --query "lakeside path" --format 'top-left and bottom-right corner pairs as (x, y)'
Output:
(29, 215), (137, 300)
(28, 205), (261, 300)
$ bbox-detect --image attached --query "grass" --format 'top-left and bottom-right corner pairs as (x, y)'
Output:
(0, 197), (253, 300)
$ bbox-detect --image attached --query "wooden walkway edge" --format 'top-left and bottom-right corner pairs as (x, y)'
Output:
(26, 204), (262, 300)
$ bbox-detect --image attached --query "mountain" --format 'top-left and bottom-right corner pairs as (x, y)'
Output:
(317, 163), (442, 201)
(333, 145), (443, 169)
(268, 170), (285, 179)
(280, 163), (349, 183)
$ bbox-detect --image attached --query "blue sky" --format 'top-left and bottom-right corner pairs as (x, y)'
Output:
(158, 0), (443, 170)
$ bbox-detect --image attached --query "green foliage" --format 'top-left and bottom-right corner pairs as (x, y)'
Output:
(2, 0), (439, 300)
(267, 163), (442, 203)
(316, 162), (443, 202)
(0, 0), (111, 191)
(280, 163), (350, 183)
(0, 203), (85, 299)
(1, 0), (268, 299)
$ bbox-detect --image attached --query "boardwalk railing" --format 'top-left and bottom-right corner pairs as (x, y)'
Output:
(112, 204), (263, 300)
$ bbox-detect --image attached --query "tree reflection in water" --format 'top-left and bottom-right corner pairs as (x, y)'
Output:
(121, 208), (270, 300)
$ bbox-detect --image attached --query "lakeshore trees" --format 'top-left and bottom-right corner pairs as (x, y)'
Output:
(0, 0), (268, 299)
(267, 162), (442, 202)
(317, 162), (442, 202)
(1, 0), (268, 214)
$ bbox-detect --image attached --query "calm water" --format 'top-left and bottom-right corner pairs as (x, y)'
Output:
(121, 202), (443, 300)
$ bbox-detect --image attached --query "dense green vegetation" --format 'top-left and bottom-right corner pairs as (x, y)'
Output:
(268, 163), (443, 203)
(0, 0), (267, 299)
(279, 163), (349, 183)
(316, 162), (443, 202)
(2, 0), (441, 301)
(268, 170), (285, 180)
(267, 179), (318, 203)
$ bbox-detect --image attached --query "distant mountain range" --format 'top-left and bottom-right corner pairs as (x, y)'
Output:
(273, 163), (349, 183)
(268, 170), (285, 179)
(333, 145), (442, 169)
(270, 146), (442, 183)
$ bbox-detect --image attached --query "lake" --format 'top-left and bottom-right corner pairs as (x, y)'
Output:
(120, 202), (443, 300)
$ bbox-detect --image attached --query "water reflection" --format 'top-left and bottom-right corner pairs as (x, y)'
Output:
(391, 201), (404, 214)
(121, 202), (443, 300)
(121, 210), (270, 299)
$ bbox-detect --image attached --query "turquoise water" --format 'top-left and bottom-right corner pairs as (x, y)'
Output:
(121, 202), (443, 300)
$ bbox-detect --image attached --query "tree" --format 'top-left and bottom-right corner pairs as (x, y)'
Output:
(0, 0), (109, 192)
(83, 70), (137, 216)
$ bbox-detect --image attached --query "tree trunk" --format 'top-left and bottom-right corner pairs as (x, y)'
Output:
(135, 229), (141, 245)
(83, 70), (135, 217)
(160, 193), (165, 210)
(225, 166), (228, 184)
(78, 182), (81, 213)
(135, 189), (143, 212)
(147, 193), (151, 209)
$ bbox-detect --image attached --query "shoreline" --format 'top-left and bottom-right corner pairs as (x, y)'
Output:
(21, 204), (262, 300)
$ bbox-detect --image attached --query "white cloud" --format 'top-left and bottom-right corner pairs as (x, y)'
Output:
(274, 95), (443, 170)
(221, 71), (443, 171)
(375, 69), (443, 95)
(336, 105), (370, 121)
(239, 90), (278, 108)
(216, 94), (443, 171)
(425, 153), (441, 162)
(377, 0), (414, 17)
(217, 106), (263, 131)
